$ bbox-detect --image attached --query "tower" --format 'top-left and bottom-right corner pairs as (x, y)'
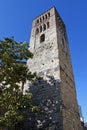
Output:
(27, 7), (82, 130)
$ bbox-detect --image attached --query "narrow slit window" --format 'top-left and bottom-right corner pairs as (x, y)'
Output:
(47, 22), (50, 28)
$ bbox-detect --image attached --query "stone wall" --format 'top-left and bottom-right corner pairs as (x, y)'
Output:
(26, 7), (82, 130)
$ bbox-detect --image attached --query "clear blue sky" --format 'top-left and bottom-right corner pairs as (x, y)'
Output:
(0, 0), (87, 122)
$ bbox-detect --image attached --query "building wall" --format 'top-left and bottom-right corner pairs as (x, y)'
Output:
(54, 12), (82, 129)
(26, 7), (82, 130)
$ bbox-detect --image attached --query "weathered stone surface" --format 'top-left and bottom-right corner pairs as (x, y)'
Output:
(26, 7), (82, 130)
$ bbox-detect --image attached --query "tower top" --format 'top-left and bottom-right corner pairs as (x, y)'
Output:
(33, 6), (56, 20)
(32, 6), (65, 28)
(29, 6), (66, 52)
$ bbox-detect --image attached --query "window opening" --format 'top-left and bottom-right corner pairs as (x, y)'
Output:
(47, 22), (49, 28)
(37, 19), (39, 24)
(42, 16), (44, 20)
(43, 24), (46, 31)
(40, 34), (45, 43)
(45, 14), (47, 19)
(36, 28), (39, 35)
(40, 26), (42, 32)
(54, 82), (56, 85)
(48, 12), (50, 17)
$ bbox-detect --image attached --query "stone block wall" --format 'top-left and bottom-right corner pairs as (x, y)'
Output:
(26, 7), (82, 130)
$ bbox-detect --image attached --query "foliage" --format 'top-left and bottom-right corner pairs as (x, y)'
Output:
(0, 37), (38, 129)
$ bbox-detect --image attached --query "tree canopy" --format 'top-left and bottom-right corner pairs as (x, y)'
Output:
(0, 37), (38, 129)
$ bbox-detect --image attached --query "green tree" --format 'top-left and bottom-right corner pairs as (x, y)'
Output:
(0, 37), (38, 130)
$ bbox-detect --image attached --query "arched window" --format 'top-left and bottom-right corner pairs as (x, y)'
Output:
(40, 34), (45, 43)
(36, 28), (39, 35)
(37, 19), (39, 24)
(40, 26), (42, 32)
(42, 16), (44, 20)
(45, 14), (47, 19)
(43, 24), (46, 31)
(48, 12), (50, 17)
(47, 22), (50, 28)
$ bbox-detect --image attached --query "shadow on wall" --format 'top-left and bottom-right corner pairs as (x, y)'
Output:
(22, 76), (64, 130)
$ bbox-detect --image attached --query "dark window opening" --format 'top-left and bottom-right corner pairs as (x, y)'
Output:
(42, 16), (44, 20)
(54, 82), (56, 85)
(40, 34), (45, 43)
(43, 24), (46, 31)
(47, 22), (50, 28)
(40, 26), (42, 32)
(37, 19), (39, 24)
(36, 28), (39, 35)
(45, 14), (47, 19)
(48, 12), (50, 17)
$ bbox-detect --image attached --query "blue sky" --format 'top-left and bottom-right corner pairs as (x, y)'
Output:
(0, 0), (87, 122)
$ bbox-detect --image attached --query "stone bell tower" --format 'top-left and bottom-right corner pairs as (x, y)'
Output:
(27, 7), (82, 130)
